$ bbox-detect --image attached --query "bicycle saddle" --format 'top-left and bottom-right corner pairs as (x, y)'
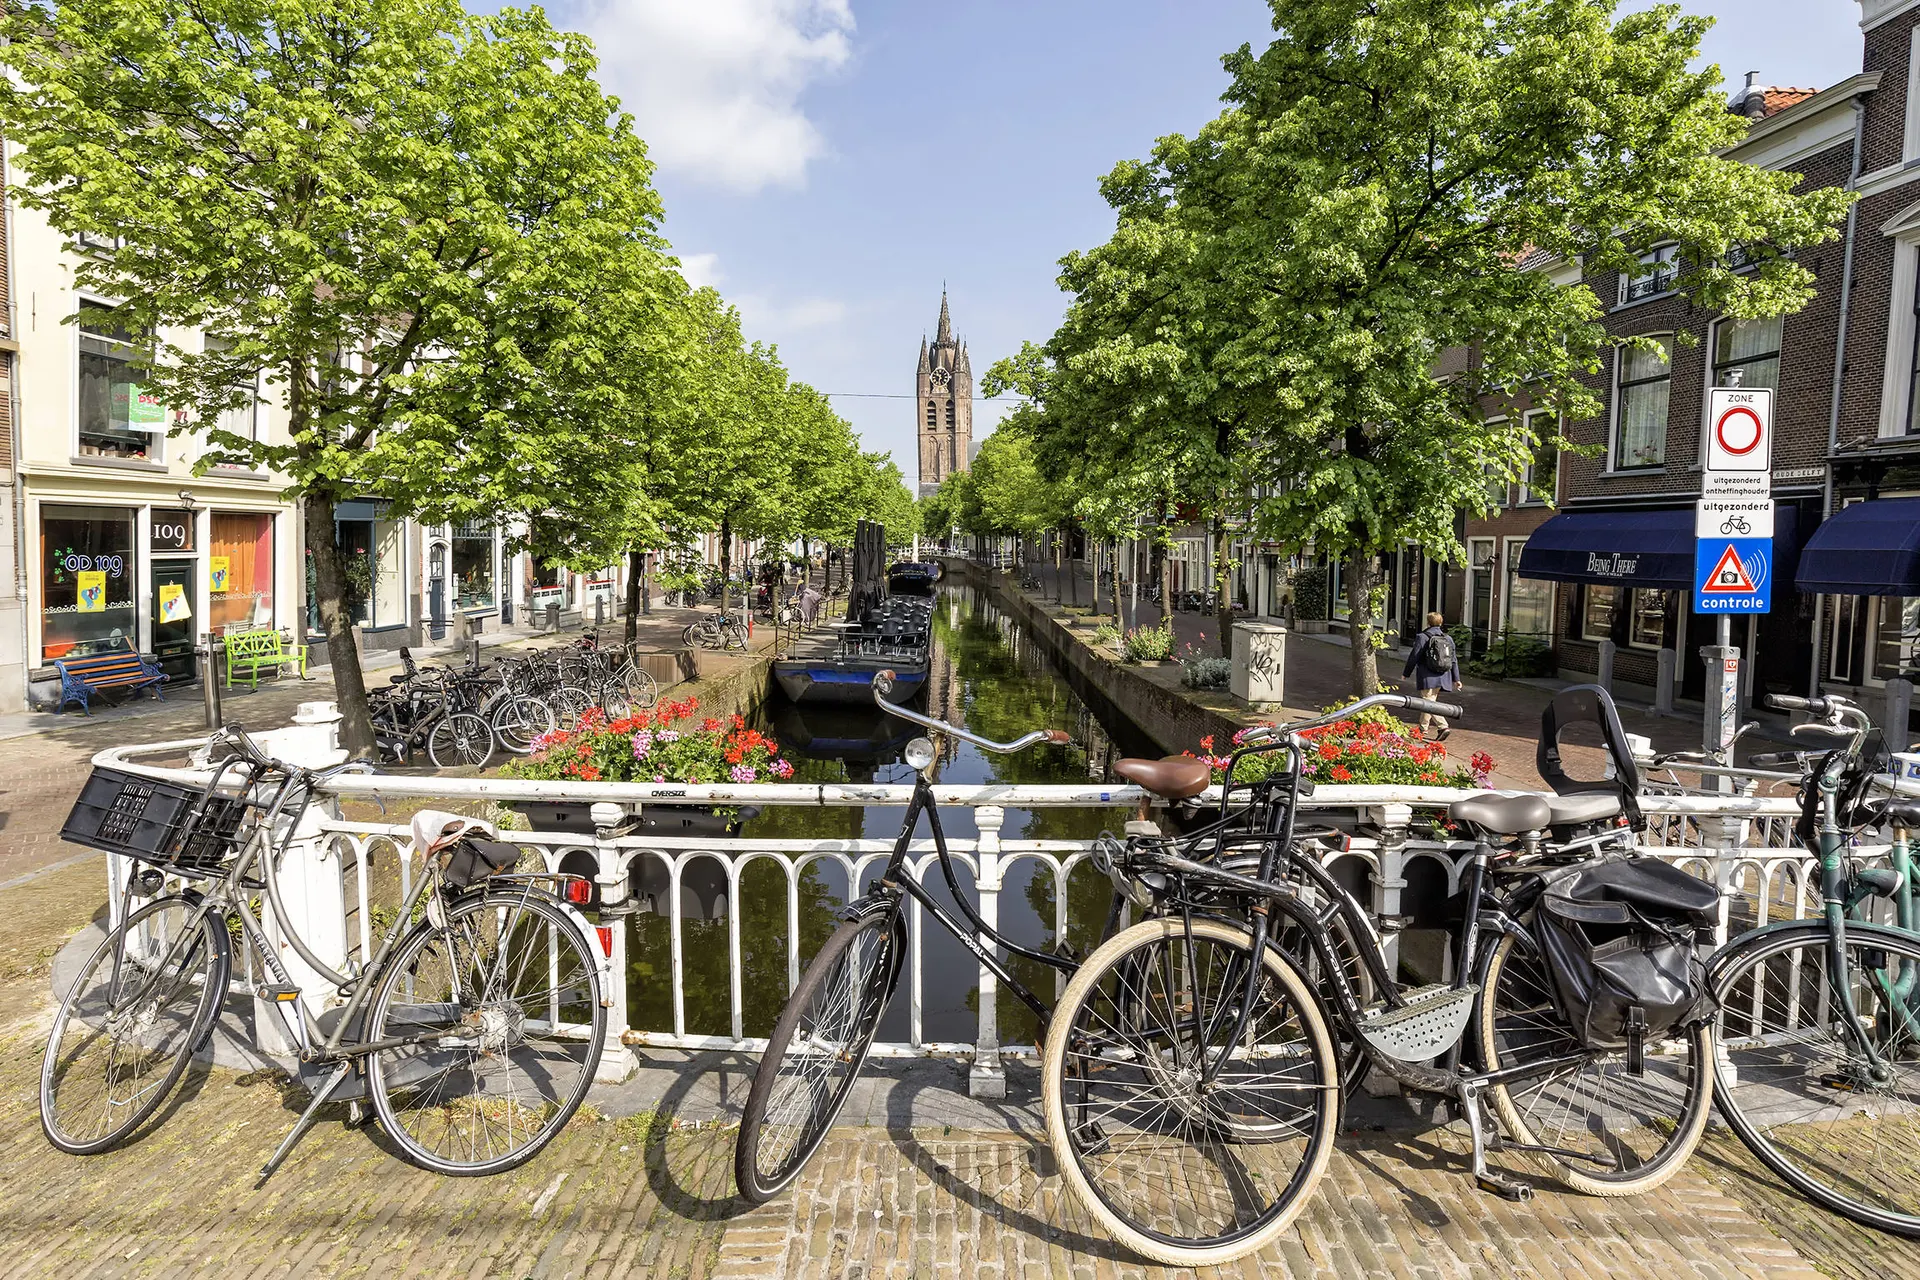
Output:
(1545, 793), (1622, 825)
(1449, 792), (1552, 836)
(1869, 799), (1920, 829)
(1114, 756), (1211, 801)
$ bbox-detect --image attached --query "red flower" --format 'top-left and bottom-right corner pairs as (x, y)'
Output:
(701, 717), (722, 732)
(1329, 765), (1352, 782)
(1199, 734), (1215, 752)
(1318, 743), (1339, 761)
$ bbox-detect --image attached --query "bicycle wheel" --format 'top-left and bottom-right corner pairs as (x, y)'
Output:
(598, 677), (635, 721)
(428, 711), (496, 770)
(490, 694), (556, 754)
(548, 685), (594, 731)
(722, 623), (749, 651)
(1476, 930), (1713, 1194)
(680, 623), (701, 647)
(42, 894), (229, 1154)
(1041, 917), (1339, 1267)
(364, 887), (605, 1175)
(625, 666), (659, 710)
(1712, 921), (1920, 1236)
(735, 907), (903, 1204)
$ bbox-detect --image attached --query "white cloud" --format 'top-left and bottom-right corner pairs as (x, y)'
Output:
(581, 0), (854, 192)
(676, 251), (723, 289)
(737, 294), (848, 331)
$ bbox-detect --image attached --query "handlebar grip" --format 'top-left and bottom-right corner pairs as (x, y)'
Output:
(1767, 694), (1825, 714)
(1406, 699), (1463, 720)
(1043, 730), (1072, 745)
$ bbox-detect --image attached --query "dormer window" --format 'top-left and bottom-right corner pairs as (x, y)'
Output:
(1620, 245), (1679, 306)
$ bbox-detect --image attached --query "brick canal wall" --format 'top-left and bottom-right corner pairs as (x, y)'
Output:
(943, 558), (1238, 758)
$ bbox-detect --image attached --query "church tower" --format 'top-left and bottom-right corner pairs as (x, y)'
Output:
(916, 290), (973, 498)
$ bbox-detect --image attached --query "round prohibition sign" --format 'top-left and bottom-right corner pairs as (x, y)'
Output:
(1715, 405), (1765, 456)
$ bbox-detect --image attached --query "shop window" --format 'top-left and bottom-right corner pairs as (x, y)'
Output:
(1628, 588), (1669, 649)
(1582, 585), (1619, 642)
(1502, 540), (1551, 635)
(209, 512), (275, 633)
(330, 501), (404, 629)
(1873, 596), (1920, 682)
(1612, 339), (1670, 470)
(452, 521), (495, 610)
(78, 307), (162, 462)
(40, 505), (137, 661)
(1713, 316), (1781, 394)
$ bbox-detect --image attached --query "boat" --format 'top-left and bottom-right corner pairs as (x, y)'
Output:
(772, 522), (937, 705)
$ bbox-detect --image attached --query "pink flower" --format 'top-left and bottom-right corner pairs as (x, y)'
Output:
(729, 764), (757, 783)
(771, 759), (794, 779)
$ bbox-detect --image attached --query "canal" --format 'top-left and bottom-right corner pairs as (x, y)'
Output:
(625, 583), (1168, 1045)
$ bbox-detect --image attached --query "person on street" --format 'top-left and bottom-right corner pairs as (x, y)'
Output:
(1402, 611), (1462, 740)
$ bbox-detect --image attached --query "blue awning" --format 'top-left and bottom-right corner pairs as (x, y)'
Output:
(1795, 498), (1920, 595)
(1520, 506), (1802, 592)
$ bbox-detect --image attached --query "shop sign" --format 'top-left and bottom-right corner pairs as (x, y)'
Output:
(151, 509), (194, 552)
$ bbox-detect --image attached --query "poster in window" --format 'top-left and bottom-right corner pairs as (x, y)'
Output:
(209, 556), (230, 593)
(128, 385), (168, 434)
(158, 583), (191, 622)
(77, 571), (107, 613)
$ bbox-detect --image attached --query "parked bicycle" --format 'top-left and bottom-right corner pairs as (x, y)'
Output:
(43, 726), (606, 1178)
(368, 663), (495, 769)
(681, 611), (748, 652)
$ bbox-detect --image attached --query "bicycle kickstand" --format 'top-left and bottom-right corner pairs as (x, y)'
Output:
(258, 1062), (352, 1184)
(1455, 1077), (1533, 1203)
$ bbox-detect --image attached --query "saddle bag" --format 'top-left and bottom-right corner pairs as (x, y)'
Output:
(1531, 858), (1718, 1062)
(443, 838), (523, 888)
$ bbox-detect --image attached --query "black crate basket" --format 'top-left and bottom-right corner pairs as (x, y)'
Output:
(62, 766), (248, 876)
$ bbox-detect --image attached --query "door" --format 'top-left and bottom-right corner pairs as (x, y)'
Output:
(150, 560), (197, 682)
(428, 542), (447, 640)
(1466, 538), (1495, 656)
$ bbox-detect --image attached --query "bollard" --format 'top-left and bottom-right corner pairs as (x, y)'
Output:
(546, 602), (560, 632)
(200, 633), (223, 729)
(595, 596), (607, 628)
(1888, 678), (1915, 750)
(1655, 647), (1677, 716)
(469, 637), (481, 669)
(1596, 638), (1615, 694)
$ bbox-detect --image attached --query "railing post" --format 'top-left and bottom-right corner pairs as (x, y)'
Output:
(590, 803), (638, 1083)
(970, 804), (1006, 1099)
(1369, 803), (1412, 975)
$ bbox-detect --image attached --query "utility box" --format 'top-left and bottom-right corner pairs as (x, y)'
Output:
(1230, 620), (1287, 710)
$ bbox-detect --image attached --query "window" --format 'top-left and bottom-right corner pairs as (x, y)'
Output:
(78, 306), (161, 462)
(1613, 340), (1670, 470)
(1629, 588), (1669, 649)
(1873, 596), (1920, 682)
(1503, 539), (1551, 635)
(1713, 316), (1781, 393)
(945, 399), (955, 427)
(39, 505), (137, 661)
(209, 512), (275, 632)
(451, 520), (495, 610)
(203, 335), (260, 467)
(1582, 585), (1619, 641)
(926, 402), (936, 429)
(1620, 245), (1679, 305)
(1520, 411), (1557, 505)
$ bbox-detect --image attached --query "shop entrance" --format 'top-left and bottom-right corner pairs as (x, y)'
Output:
(150, 560), (198, 682)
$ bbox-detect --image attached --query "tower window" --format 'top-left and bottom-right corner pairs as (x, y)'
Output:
(926, 401), (936, 429)
(945, 399), (955, 427)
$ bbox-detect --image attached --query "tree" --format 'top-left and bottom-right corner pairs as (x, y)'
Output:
(0, 0), (679, 749)
(1007, 0), (1852, 688)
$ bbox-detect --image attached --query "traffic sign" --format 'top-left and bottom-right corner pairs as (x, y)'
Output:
(1696, 496), (1775, 538)
(1701, 470), (1768, 498)
(1694, 538), (1773, 613)
(1705, 388), (1772, 472)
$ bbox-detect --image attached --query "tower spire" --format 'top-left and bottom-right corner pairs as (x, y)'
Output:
(935, 289), (952, 345)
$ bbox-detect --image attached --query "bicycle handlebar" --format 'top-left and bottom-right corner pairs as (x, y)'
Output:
(871, 670), (1070, 753)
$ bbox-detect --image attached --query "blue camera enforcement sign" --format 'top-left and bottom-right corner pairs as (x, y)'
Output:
(1694, 538), (1772, 614)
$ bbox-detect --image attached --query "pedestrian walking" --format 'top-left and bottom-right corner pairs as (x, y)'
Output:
(1402, 611), (1462, 740)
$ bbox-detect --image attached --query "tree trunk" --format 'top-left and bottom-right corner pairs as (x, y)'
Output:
(1092, 539), (1102, 616)
(624, 548), (642, 644)
(1129, 532), (1140, 631)
(1345, 547), (1381, 697)
(718, 514), (732, 612)
(304, 493), (375, 754)
(1211, 509), (1233, 659)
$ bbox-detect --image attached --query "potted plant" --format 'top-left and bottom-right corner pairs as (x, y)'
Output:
(501, 696), (793, 834)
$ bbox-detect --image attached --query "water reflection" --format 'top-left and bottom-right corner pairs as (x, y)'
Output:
(626, 585), (1159, 1044)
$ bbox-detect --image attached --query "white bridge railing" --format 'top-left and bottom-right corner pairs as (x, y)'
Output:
(96, 734), (1877, 1095)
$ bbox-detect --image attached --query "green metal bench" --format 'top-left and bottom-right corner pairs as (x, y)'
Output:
(53, 642), (166, 714)
(221, 627), (308, 690)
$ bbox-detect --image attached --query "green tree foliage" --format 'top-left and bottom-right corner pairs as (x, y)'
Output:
(1000, 0), (1852, 686)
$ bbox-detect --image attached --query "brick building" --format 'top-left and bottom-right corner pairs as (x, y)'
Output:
(915, 292), (973, 499)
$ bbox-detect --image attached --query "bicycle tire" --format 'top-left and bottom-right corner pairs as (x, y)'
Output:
(1041, 916), (1339, 1267)
(364, 887), (605, 1175)
(625, 667), (659, 710)
(598, 677), (636, 721)
(680, 623), (701, 647)
(42, 895), (230, 1155)
(549, 685), (594, 730)
(723, 623), (749, 652)
(490, 694), (556, 754)
(1476, 930), (1713, 1195)
(1711, 920), (1920, 1237)
(428, 711), (496, 769)
(735, 907), (903, 1204)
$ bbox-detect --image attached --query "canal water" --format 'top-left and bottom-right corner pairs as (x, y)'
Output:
(625, 583), (1168, 1045)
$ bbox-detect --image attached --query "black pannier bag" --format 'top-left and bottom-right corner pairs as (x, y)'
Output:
(444, 838), (522, 888)
(1531, 858), (1719, 1065)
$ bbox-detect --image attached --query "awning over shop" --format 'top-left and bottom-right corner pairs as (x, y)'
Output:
(1795, 497), (1920, 595)
(1519, 506), (1802, 591)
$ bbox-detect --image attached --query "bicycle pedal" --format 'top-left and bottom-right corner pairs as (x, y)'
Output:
(256, 985), (302, 1004)
(1072, 1122), (1110, 1157)
(1475, 1173), (1534, 1202)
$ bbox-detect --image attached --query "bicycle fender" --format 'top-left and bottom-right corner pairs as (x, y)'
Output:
(837, 889), (900, 923)
(1705, 916), (1915, 984)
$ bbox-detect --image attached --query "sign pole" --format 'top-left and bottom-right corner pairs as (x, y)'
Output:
(1695, 385), (1774, 790)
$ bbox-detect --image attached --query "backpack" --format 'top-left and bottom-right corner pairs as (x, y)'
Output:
(1421, 630), (1456, 677)
(1530, 858), (1718, 1067)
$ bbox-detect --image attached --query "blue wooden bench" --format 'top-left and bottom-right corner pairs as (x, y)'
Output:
(53, 642), (167, 715)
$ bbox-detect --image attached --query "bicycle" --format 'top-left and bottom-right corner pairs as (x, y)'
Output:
(1042, 689), (1720, 1265)
(733, 671), (1074, 1203)
(368, 666), (495, 769)
(1709, 691), (1920, 1237)
(42, 726), (607, 1177)
(1719, 514), (1752, 536)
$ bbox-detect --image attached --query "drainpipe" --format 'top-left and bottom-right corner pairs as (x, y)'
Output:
(1812, 95), (1866, 698)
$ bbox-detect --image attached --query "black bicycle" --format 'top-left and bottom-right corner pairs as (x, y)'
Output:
(733, 670), (1074, 1203)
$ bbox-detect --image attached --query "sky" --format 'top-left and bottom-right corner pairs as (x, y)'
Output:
(515, 0), (1870, 474)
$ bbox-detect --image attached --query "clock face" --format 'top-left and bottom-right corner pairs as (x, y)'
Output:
(930, 367), (950, 387)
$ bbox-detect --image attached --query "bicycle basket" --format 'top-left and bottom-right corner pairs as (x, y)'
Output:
(61, 766), (247, 875)
(1531, 858), (1718, 1052)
